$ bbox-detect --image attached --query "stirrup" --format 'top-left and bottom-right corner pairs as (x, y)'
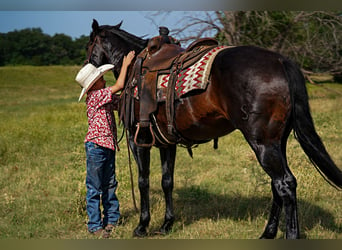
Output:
(134, 122), (156, 147)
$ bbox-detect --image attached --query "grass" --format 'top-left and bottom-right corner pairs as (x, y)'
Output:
(0, 66), (341, 239)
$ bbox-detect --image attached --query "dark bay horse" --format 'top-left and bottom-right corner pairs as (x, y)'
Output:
(85, 19), (342, 239)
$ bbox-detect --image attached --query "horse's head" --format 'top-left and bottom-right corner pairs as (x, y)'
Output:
(86, 19), (148, 78)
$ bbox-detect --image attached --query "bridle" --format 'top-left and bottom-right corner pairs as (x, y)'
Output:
(84, 36), (113, 68)
(84, 36), (98, 65)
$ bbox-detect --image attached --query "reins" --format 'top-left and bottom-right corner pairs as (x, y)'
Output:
(116, 127), (138, 212)
(125, 129), (139, 212)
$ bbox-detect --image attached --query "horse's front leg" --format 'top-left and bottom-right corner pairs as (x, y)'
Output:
(128, 134), (151, 237)
(158, 144), (177, 234)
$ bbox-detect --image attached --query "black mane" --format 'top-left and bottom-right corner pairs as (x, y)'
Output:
(100, 24), (148, 52)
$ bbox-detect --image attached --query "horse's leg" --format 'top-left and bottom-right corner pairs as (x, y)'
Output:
(260, 181), (283, 239)
(158, 144), (177, 234)
(128, 134), (152, 237)
(248, 140), (299, 239)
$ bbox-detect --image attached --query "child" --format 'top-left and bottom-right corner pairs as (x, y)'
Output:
(75, 51), (135, 237)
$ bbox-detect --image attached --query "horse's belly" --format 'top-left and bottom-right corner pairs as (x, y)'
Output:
(175, 110), (235, 141)
(182, 121), (234, 141)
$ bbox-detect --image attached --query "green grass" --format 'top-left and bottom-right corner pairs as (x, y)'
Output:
(0, 66), (341, 239)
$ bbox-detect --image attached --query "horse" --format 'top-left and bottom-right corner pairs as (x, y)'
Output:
(85, 19), (342, 239)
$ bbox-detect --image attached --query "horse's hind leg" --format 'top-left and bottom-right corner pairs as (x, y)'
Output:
(260, 181), (283, 238)
(158, 144), (177, 234)
(248, 141), (299, 239)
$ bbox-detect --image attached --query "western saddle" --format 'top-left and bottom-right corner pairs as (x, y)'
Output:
(121, 27), (219, 147)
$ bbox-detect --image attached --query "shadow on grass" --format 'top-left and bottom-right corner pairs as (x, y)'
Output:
(145, 185), (341, 238)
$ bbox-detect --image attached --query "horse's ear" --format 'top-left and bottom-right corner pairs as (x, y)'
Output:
(115, 21), (123, 29)
(92, 19), (99, 33)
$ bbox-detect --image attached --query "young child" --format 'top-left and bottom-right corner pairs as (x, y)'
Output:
(75, 51), (135, 237)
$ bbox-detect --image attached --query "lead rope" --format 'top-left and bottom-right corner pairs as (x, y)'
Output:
(125, 129), (139, 212)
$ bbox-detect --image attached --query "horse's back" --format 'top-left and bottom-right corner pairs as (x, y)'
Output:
(214, 46), (288, 81)
(174, 45), (292, 142)
(212, 46), (292, 140)
(212, 45), (291, 104)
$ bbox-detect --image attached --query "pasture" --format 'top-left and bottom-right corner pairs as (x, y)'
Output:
(0, 66), (341, 239)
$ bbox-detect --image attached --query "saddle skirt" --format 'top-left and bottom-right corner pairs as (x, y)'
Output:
(133, 45), (230, 102)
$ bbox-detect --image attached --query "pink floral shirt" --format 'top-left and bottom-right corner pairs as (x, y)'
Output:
(84, 87), (119, 151)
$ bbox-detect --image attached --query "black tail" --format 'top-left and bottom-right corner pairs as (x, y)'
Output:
(283, 58), (342, 190)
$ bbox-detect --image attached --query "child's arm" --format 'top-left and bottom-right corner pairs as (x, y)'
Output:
(110, 51), (135, 94)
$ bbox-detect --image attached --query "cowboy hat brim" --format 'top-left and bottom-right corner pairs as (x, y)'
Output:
(77, 64), (114, 102)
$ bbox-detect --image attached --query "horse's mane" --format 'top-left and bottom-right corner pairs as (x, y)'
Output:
(100, 25), (148, 51)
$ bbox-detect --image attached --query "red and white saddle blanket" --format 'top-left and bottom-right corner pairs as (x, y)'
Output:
(157, 45), (229, 101)
(133, 45), (230, 101)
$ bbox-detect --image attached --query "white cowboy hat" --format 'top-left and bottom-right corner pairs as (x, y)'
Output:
(75, 63), (114, 101)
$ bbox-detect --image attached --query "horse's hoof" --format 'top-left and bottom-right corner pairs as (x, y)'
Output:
(259, 232), (276, 239)
(133, 226), (147, 237)
(157, 220), (174, 235)
(259, 235), (272, 239)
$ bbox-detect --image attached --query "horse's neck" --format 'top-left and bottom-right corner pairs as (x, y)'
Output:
(123, 33), (148, 54)
(133, 42), (148, 54)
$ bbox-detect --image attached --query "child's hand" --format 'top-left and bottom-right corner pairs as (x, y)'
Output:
(123, 51), (135, 67)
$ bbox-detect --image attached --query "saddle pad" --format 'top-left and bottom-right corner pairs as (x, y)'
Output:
(157, 45), (230, 101)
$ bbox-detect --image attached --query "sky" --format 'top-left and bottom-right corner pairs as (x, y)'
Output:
(0, 1), (340, 43)
(0, 11), (214, 41)
(0, 0), (226, 41)
(0, 0), (338, 11)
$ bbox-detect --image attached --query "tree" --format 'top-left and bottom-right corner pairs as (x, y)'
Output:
(170, 11), (342, 77)
(0, 28), (89, 66)
(50, 34), (74, 65)
(72, 35), (89, 65)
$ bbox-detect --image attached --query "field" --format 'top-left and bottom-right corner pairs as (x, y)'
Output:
(0, 66), (341, 239)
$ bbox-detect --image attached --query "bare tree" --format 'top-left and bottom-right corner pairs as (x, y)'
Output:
(166, 11), (342, 77)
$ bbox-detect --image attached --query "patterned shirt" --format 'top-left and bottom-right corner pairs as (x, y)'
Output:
(84, 87), (119, 151)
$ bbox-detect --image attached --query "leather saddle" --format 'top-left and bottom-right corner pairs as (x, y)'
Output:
(121, 27), (219, 147)
(143, 37), (218, 72)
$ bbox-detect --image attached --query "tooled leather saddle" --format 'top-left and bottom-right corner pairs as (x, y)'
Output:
(121, 27), (220, 147)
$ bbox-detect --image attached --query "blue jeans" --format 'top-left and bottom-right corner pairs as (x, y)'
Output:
(85, 141), (120, 233)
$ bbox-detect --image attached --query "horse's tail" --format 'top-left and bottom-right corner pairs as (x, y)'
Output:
(282, 58), (342, 190)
